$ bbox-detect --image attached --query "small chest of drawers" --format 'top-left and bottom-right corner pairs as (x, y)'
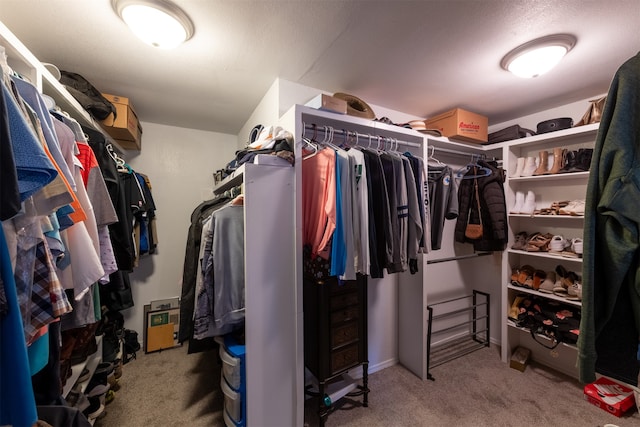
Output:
(304, 274), (369, 426)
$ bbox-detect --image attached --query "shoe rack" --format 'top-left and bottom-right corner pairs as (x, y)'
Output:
(501, 123), (599, 378)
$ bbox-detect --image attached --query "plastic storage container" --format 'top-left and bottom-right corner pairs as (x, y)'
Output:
(219, 345), (241, 390)
(221, 378), (242, 422)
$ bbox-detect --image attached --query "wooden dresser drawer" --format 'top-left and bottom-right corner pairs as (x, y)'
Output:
(330, 292), (358, 310)
(330, 305), (359, 325)
(331, 321), (359, 349)
(330, 343), (359, 374)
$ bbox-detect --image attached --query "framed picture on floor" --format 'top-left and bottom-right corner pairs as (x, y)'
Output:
(143, 304), (181, 353)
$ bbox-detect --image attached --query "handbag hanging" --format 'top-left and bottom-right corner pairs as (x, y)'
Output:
(464, 173), (483, 240)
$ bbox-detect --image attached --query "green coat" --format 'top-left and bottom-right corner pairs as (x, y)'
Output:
(579, 51), (640, 384)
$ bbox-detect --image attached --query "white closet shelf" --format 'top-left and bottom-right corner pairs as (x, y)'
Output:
(507, 284), (582, 308)
(0, 21), (126, 153)
(507, 249), (583, 263)
(508, 214), (584, 219)
(506, 123), (599, 149)
(508, 171), (589, 182)
(507, 320), (578, 350)
(213, 164), (245, 195)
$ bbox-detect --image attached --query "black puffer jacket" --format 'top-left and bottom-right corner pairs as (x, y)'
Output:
(454, 160), (507, 251)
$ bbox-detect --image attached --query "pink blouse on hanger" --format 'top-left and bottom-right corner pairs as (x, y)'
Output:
(302, 147), (336, 260)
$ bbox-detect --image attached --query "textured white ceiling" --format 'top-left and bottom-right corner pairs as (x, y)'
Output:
(0, 0), (639, 135)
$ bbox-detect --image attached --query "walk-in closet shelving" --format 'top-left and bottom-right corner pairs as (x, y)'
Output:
(280, 104), (506, 399)
(501, 123), (598, 379)
(1, 21), (120, 406)
(0, 21), (125, 152)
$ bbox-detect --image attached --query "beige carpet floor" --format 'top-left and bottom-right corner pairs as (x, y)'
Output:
(94, 342), (639, 427)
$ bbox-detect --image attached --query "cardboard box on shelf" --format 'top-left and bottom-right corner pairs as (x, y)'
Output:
(305, 93), (348, 115)
(583, 376), (636, 417)
(424, 108), (488, 144)
(100, 93), (143, 150)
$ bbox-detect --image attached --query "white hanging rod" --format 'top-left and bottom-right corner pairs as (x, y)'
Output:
(429, 145), (487, 158)
(303, 123), (421, 149)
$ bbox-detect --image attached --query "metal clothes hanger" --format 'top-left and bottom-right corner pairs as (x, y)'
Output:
(457, 154), (492, 179)
(427, 145), (446, 167)
(302, 122), (319, 160)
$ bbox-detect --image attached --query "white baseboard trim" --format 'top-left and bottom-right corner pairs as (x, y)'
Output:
(347, 357), (399, 379)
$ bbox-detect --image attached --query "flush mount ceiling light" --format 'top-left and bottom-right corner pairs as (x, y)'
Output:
(113, 0), (194, 49)
(501, 34), (576, 78)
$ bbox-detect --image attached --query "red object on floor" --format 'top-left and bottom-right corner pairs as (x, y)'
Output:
(583, 377), (636, 417)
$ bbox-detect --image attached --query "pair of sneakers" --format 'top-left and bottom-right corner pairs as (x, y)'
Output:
(548, 235), (583, 257)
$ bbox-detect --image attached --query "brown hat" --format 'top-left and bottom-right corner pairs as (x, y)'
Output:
(333, 92), (376, 119)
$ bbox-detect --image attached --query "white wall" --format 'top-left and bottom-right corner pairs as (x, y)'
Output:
(236, 79), (281, 150)
(121, 121), (237, 336)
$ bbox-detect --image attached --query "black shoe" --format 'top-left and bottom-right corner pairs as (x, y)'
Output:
(568, 148), (593, 172)
(558, 150), (578, 173)
(83, 396), (105, 420)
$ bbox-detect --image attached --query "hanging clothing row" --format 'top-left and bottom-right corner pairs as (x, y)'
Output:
(0, 58), (156, 427)
(425, 146), (508, 253)
(178, 186), (245, 353)
(301, 124), (426, 280)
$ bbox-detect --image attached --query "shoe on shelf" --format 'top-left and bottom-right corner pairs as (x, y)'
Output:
(525, 232), (552, 252)
(559, 200), (585, 216)
(558, 150), (579, 173)
(511, 231), (528, 250)
(566, 281), (583, 301)
(510, 191), (525, 214)
(533, 151), (549, 175)
(521, 156), (537, 177)
(510, 157), (525, 178)
(83, 396), (105, 421)
(520, 191), (536, 215)
(538, 271), (556, 293)
(549, 148), (567, 174)
(532, 270), (547, 290)
(571, 238), (583, 256)
(548, 235), (570, 254)
(567, 148), (593, 172)
(78, 368), (91, 383)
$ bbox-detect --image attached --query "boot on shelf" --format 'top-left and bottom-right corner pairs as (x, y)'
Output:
(510, 157), (525, 178)
(533, 150), (549, 175)
(521, 156), (537, 177)
(510, 191), (525, 214)
(549, 148), (566, 174)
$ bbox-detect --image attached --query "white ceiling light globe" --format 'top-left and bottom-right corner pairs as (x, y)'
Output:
(114, 0), (194, 49)
(501, 34), (576, 78)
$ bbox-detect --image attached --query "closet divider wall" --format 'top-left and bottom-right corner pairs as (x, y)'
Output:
(212, 163), (298, 427)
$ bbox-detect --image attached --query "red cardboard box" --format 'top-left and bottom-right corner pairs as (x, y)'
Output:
(583, 377), (636, 417)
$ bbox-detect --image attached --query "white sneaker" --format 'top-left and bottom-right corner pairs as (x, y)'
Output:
(510, 191), (525, 214)
(520, 191), (536, 215)
(559, 200), (585, 216)
(521, 157), (537, 177)
(571, 238), (583, 256)
(549, 235), (569, 253)
(511, 157), (525, 178)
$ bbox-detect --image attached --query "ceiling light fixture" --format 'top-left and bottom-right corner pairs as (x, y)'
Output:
(501, 34), (576, 78)
(113, 0), (194, 49)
